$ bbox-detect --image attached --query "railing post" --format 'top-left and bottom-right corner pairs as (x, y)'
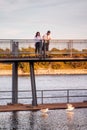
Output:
(41, 90), (43, 104)
(67, 90), (69, 103)
(12, 62), (18, 104)
(11, 40), (19, 57)
(30, 62), (37, 106)
(68, 40), (73, 57)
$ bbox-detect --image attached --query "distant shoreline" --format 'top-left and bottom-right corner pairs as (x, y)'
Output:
(0, 69), (87, 76)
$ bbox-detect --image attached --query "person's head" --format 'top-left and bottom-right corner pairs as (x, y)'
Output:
(35, 32), (40, 37)
(47, 30), (51, 35)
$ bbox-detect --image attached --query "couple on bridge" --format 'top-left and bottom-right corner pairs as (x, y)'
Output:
(34, 30), (51, 57)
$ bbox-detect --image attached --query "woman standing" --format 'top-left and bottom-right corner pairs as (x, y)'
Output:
(34, 32), (42, 55)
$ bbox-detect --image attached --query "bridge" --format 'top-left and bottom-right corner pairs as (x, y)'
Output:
(0, 39), (87, 62)
(0, 39), (87, 107)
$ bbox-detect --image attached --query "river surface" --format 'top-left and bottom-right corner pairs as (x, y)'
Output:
(0, 74), (87, 104)
(0, 75), (87, 130)
(0, 74), (87, 90)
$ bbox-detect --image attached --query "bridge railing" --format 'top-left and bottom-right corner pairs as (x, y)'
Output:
(0, 39), (87, 58)
(0, 89), (87, 105)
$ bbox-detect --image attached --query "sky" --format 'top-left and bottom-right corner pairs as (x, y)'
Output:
(0, 0), (87, 39)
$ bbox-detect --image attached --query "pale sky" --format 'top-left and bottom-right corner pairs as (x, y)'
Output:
(0, 0), (87, 39)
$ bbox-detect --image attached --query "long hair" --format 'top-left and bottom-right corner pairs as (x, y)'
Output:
(35, 32), (40, 37)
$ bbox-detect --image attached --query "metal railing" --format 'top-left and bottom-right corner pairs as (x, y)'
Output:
(38, 89), (87, 104)
(0, 89), (87, 105)
(0, 39), (87, 58)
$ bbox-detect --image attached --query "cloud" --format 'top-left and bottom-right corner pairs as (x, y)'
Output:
(0, 0), (29, 13)
(0, 0), (87, 39)
(0, 27), (22, 38)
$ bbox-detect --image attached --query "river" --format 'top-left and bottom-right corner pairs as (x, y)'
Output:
(0, 74), (87, 104)
(0, 74), (87, 91)
(0, 75), (87, 130)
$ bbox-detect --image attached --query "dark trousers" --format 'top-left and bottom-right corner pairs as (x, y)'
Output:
(42, 42), (49, 57)
(35, 42), (42, 54)
(43, 42), (49, 51)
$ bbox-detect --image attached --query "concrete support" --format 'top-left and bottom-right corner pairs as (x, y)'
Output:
(30, 62), (37, 106)
(12, 62), (18, 104)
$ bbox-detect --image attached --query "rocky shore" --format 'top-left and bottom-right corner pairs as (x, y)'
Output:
(0, 69), (87, 76)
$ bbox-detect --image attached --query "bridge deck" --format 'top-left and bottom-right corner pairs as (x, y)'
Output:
(0, 102), (87, 112)
(0, 39), (87, 63)
(0, 57), (87, 63)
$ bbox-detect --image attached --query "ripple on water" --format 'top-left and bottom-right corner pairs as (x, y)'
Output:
(0, 108), (87, 130)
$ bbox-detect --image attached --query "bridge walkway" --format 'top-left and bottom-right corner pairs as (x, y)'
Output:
(0, 102), (87, 112)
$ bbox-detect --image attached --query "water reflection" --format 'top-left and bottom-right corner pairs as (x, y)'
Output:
(0, 109), (87, 130)
(10, 112), (18, 130)
(29, 112), (35, 130)
(41, 113), (48, 118)
(66, 111), (74, 130)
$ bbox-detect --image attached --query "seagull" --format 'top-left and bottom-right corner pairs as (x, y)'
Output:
(66, 104), (74, 111)
(40, 108), (48, 113)
(40, 108), (49, 118)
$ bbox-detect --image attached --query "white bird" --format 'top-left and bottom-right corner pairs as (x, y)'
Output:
(40, 108), (48, 113)
(66, 104), (74, 111)
(40, 108), (49, 118)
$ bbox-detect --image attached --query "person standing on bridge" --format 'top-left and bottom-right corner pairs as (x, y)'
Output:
(42, 30), (51, 57)
(34, 32), (42, 56)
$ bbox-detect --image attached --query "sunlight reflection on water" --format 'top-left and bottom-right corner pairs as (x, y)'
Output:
(0, 108), (87, 130)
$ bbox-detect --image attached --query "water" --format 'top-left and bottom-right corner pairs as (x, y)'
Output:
(0, 75), (87, 104)
(0, 109), (87, 130)
(0, 74), (87, 91)
(0, 75), (87, 130)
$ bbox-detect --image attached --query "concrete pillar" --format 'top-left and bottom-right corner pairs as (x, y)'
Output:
(12, 62), (18, 104)
(30, 62), (37, 106)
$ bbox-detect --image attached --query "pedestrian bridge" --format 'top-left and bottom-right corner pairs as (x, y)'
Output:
(0, 39), (87, 106)
(0, 39), (87, 62)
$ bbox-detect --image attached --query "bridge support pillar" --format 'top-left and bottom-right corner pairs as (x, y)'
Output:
(30, 62), (37, 106)
(12, 62), (18, 104)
